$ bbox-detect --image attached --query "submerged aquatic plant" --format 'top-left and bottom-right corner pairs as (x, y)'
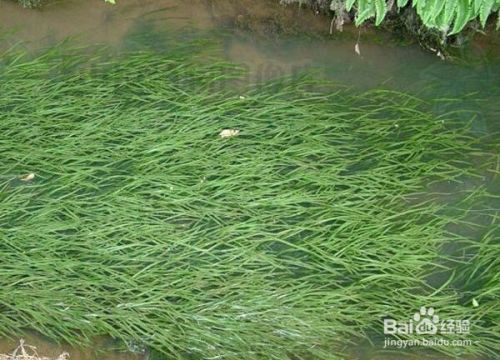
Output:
(0, 40), (498, 359)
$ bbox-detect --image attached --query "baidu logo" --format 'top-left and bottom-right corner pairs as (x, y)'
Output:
(384, 306), (470, 336)
(413, 306), (439, 335)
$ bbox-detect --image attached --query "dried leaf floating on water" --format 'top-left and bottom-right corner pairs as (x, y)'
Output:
(19, 173), (35, 181)
(219, 129), (240, 138)
(354, 43), (361, 56)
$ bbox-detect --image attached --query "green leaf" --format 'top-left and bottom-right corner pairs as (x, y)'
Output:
(473, 0), (484, 13)
(355, 0), (376, 25)
(374, 0), (387, 25)
(423, 0), (447, 26)
(480, 0), (495, 27)
(414, 0), (425, 9)
(450, 0), (471, 34)
(397, 0), (410, 8)
(416, 0), (430, 24)
(441, 0), (458, 32)
(357, 0), (368, 13)
(346, 0), (357, 11)
(356, 8), (376, 25)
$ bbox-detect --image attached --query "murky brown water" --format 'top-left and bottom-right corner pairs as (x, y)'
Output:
(1, 0), (498, 92)
(0, 0), (327, 44)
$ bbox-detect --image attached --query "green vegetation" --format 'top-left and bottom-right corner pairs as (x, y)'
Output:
(340, 0), (500, 33)
(0, 41), (498, 359)
(284, 1), (500, 39)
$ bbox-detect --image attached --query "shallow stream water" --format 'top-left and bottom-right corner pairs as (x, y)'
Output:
(0, 0), (498, 359)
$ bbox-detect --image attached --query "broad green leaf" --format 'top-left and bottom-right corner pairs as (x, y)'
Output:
(474, 0), (484, 13)
(340, 0), (499, 33)
(451, 0), (471, 34)
(357, 0), (368, 12)
(417, 0), (430, 25)
(346, 0), (357, 11)
(424, 0), (447, 26)
(414, 0), (426, 10)
(356, 8), (376, 25)
(374, 0), (387, 25)
(355, 0), (376, 25)
(356, 6), (376, 25)
(442, 0), (457, 32)
(480, 0), (495, 27)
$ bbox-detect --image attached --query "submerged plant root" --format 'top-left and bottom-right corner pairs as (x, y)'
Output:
(0, 340), (68, 360)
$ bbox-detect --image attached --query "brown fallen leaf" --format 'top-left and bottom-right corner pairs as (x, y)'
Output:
(219, 129), (240, 138)
(20, 173), (35, 182)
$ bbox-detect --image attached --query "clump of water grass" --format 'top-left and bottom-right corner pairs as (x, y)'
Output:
(0, 40), (498, 359)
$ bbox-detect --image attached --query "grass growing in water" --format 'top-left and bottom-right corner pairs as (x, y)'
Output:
(0, 41), (498, 359)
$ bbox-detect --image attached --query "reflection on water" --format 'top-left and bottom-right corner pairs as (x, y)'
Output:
(0, 0), (328, 46)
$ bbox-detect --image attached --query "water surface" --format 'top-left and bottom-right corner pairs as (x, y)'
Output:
(0, 1), (498, 359)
